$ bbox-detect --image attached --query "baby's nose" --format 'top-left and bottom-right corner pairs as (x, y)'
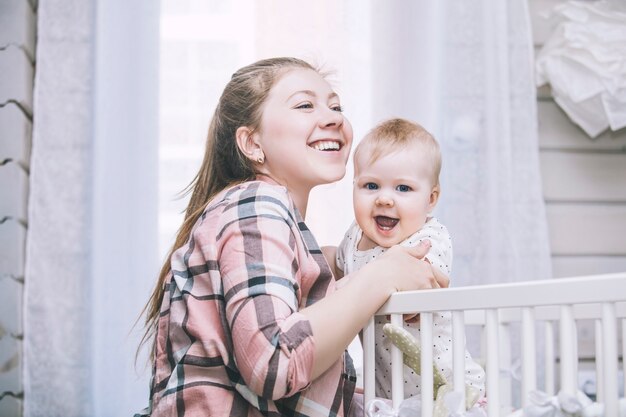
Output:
(375, 195), (394, 206)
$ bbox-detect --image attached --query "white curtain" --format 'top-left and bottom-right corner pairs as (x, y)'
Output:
(24, 1), (159, 416)
(434, 0), (553, 402)
(313, 0), (553, 285)
(436, 0), (552, 288)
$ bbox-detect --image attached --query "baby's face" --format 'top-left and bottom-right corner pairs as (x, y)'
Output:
(353, 145), (439, 250)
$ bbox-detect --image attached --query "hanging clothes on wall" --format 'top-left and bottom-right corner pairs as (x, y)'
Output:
(536, 1), (626, 138)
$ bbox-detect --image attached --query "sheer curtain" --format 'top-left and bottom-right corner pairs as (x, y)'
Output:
(313, 0), (552, 286)
(24, 1), (158, 416)
(436, 0), (552, 288)
(434, 0), (553, 400)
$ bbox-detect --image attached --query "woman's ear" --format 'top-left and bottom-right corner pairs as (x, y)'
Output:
(235, 126), (263, 163)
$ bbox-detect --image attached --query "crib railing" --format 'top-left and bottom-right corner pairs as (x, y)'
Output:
(363, 272), (626, 417)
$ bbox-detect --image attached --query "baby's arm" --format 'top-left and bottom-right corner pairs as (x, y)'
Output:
(321, 246), (344, 280)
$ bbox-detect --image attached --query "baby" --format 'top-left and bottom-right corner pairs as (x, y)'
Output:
(334, 118), (485, 400)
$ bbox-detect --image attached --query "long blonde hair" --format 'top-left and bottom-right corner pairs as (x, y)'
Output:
(139, 57), (317, 356)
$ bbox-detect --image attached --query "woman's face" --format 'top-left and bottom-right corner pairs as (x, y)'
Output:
(254, 68), (353, 197)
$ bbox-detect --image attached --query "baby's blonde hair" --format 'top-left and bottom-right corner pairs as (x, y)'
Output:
(353, 118), (442, 186)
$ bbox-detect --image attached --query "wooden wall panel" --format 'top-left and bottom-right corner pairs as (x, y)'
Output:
(0, 163), (28, 222)
(0, 0), (36, 59)
(552, 256), (626, 278)
(0, 46), (33, 114)
(0, 220), (26, 279)
(538, 101), (626, 151)
(0, 104), (32, 168)
(546, 204), (626, 256)
(540, 153), (626, 202)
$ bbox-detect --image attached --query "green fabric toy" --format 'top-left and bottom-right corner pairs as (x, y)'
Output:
(382, 323), (481, 416)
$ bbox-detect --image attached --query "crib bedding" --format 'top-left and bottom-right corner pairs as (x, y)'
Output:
(366, 394), (626, 417)
(362, 273), (626, 417)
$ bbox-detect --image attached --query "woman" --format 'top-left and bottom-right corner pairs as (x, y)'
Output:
(137, 57), (447, 416)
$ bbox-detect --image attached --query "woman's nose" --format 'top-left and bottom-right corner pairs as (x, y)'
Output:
(320, 107), (344, 128)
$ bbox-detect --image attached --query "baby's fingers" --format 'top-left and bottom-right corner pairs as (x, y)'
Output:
(404, 313), (420, 323)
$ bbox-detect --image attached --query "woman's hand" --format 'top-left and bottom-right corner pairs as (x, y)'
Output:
(301, 240), (449, 379)
(373, 241), (450, 322)
(365, 240), (448, 295)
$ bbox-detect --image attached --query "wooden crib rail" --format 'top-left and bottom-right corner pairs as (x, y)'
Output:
(363, 272), (626, 416)
(375, 272), (626, 315)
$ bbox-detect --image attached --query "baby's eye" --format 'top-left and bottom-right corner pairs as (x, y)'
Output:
(295, 102), (313, 109)
(331, 104), (343, 112)
(396, 184), (412, 192)
(365, 182), (378, 190)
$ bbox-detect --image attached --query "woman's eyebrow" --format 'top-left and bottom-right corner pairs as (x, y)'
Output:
(287, 90), (339, 101)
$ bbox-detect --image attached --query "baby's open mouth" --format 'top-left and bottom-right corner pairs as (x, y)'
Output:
(375, 216), (398, 230)
(309, 140), (341, 151)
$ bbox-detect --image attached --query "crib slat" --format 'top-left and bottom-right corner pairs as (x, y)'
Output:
(452, 311), (465, 413)
(420, 312), (434, 416)
(595, 319), (604, 403)
(602, 303), (618, 416)
(521, 307), (537, 403)
(391, 314), (404, 408)
(622, 318), (626, 398)
(486, 309), (499, 417)
(498, 322), (512, 407)
(544, 321), (555, 395)
(363, 316), (376, 407)
(559, 305), (577, 395)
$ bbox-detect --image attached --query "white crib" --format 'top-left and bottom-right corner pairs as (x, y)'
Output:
(362, 272), (626, 416)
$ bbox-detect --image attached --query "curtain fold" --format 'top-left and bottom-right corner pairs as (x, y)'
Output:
(24, 1), (95, 415)
(435, 0), (552, 402)
(437, 0), (553, 287)
(24, 1), (159, 416)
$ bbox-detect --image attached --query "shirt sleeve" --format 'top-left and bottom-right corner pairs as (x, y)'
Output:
(336, 221), (358, 276)
(336, 235), (347, 275)
(216, 185), (316, 401)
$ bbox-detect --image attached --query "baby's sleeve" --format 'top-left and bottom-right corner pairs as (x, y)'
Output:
(405, 217), (453, 276)
(336, 221), (358, 276)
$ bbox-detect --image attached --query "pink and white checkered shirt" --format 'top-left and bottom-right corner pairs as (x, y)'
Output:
(139, 177), (357, 417)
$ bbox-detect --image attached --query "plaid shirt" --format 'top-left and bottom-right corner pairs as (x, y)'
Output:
(141, 178), (356, 417)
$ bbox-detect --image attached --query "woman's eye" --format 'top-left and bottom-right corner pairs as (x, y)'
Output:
(396, 184), (411, 192)
(365, 183), (378, 190)
(295, 102), (313, 109)
(331, 104), (343, 112)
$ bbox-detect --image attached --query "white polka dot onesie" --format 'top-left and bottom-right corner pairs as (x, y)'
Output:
(336, 217), (485, 399)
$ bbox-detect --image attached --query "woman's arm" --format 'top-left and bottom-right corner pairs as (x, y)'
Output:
(301, 242), (448, 379)
(218, 185), (447, 396)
